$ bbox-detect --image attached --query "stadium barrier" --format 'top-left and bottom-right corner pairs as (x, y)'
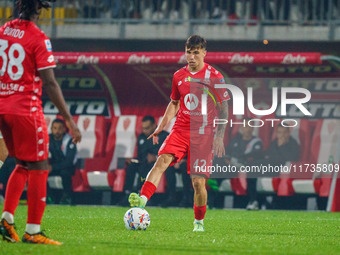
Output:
(54, 52), (323, 65)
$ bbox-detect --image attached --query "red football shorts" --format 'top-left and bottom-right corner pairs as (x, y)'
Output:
(0, 114), (49, 162)
(158, 129), (214, 178)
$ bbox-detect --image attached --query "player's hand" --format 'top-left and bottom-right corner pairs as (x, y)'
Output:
(65, 119), (82, 144)
(147, 127), (162, 145)
(213, 137), (225, 158)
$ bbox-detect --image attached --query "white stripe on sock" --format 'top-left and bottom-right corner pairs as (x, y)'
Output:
(194, 219), (203, 224)
(140, 195), (148, 204)
(1, 211), (14, 224)
(25, 224), (41, 234)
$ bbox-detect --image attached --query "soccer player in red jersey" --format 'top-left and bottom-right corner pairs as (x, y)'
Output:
(0, 0), (81, 245)
(129, 35), (229, 231)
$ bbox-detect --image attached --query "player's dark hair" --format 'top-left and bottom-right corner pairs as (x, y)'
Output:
(185, 35), (207, 50)
(142, 116), (155, 124)
(52, 118), (65, 126)
(16, 0), (55, 20)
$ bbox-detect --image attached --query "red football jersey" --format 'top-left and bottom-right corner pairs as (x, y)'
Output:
(171, 63), (230, 134)
(0, 19), (56, 116)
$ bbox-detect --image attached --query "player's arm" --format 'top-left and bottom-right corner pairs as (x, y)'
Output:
(148, 99), (179, 144)
(40, 68), (82, 144)
(157, 100), (179, 131)
(214, 100), (229, 158)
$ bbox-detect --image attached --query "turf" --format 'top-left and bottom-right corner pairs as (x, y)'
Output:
(0, 205), (339, 255)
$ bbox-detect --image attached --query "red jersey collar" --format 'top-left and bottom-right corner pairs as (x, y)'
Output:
(185, 63), (207, 75)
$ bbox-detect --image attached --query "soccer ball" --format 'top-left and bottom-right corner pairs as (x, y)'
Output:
(123, 208), (150, 231)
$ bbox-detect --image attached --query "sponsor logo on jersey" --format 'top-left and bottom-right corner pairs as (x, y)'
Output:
(0, 81), (25, 95)
(185, 76), (200, 83)
(45, 39), (52, 52)
(178, 80), (182, 86)
(184, 93), (199, 110)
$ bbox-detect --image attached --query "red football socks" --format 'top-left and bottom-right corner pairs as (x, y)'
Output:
(194, 204), (207, 220)
(27, 170), (49, 224)
(3, 165), (28, 215)
(140, 181), (156, 200)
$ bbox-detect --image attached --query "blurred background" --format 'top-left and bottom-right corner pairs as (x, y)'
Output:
(1, 0), (340, 40)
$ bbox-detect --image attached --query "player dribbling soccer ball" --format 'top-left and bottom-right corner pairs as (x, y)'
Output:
(128, 35), (229, 232)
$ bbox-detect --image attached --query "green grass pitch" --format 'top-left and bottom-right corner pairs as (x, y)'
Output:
(0, 205), (339, 254)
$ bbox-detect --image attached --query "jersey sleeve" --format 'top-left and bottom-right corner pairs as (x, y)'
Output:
(34, 35), (56, 71)
(170, 73), (180, 101)
(214, 72), (230, 101)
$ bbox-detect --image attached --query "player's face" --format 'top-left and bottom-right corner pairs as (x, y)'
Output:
(51, 123), (65, 141)
(276, 126), (290, 145)
(141, 120), (156, 137)
(185, 47), (206, 72)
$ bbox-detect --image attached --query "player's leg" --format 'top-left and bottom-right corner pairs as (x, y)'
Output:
(145, 153), (174, 186)
(189, 133), (214, 232)
(129, 153), (174, 208)
(22, 160), (61, 245)
(1, 115), (61, 245)
(129, 130), (187, 208)
(0, 160), (28, 242)
(192, 176), (207, 232)
(0, 119), (24, 242)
